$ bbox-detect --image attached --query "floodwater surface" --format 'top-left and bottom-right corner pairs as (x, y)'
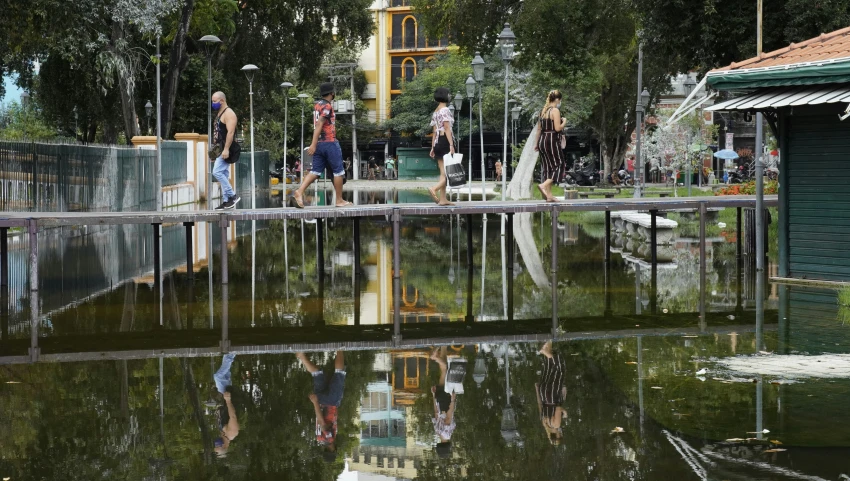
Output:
(1, 190), (849, 480)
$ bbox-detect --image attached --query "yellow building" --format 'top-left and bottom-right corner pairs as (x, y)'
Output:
(359, 0), (450, 123)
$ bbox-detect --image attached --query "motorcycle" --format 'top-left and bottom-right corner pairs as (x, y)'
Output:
(564, 159), (599, 187)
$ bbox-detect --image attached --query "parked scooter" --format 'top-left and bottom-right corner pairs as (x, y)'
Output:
(564, 158), (599, 186)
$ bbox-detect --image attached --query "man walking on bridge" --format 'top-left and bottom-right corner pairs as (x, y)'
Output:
(210, 91), (241, 209)
(291, 82), (351, 208)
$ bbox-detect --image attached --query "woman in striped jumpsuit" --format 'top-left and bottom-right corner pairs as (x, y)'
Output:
(534, 90), (567, 202)
(536, 341), (567, 445)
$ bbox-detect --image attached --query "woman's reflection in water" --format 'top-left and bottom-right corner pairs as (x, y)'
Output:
(430, 347), (456, 458)
(536, 341), (566, 445)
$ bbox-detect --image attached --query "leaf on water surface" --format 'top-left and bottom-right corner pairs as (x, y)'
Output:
(746, 429), (770, 434)
(651, 386), (663, 389)
(770, 440), (782, 445)
(683, 335), (699, 338)
(763, 448), (787, 453)
(759, 351), (773, 355)
(612, 427), (625, 433)
(625, 361), (637, 365)
(725, 438), (746, 442)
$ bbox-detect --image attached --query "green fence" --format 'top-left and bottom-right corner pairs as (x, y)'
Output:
(161, 141), (187, 187)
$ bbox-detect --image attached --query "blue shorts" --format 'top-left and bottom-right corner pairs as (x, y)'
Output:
(310, 141), (345, 177)
(312, 370), (346, 407)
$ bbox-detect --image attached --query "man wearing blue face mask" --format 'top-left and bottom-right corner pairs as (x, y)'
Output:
(210, 91), (241, 209)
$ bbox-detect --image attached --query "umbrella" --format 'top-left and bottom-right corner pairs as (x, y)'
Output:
(713, 149), (739, 160)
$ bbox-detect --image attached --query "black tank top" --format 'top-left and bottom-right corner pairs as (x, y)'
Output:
(214, 108), (231, 148)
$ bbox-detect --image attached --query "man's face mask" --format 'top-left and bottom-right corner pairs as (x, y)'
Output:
(212, 100), (222, 111)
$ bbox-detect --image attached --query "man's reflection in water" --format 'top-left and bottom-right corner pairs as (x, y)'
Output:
(429, 347), (456, 458)
(536, 341), (566, 445)
(296, 350), (346, 463)
(213, 353), (240, 457)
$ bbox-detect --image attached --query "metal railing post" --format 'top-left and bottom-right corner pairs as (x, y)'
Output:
(392, 209), (402, 345)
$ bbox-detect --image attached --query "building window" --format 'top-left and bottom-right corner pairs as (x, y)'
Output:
(402, 16), (416, 49)
(401, 57), (416, 82)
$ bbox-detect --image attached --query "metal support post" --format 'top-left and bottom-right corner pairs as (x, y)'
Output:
(353, 218), (361, 326)
(604, 211), (611, 262)
(28, 220), (38, 292)
(465, 214), (474, 323)
(699, 203), (707, 331)
(317, 218), (325, 297)
(506, 213), (514, 322)
(604, 258), (612, 318)
(220, 218), (229, 285)
(184, 222), (194, 280)
(649, 209), (657, 265)
(220, 284), (230, 352)
(1, 287), (8, 341)
(392, 210), (402, 345)
(152, 223), (161, 292)
(755, 113), (765, 272)
(29, 288), (39, 362)
(736, 207), (742, 263)
(0, 227), (7, 287)
(551, 208), (559, 337)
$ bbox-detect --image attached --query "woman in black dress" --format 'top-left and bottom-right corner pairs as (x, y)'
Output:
(534, 90), (567, 202)
(428, 87), (455, 206)
(536, 341), (567, 445)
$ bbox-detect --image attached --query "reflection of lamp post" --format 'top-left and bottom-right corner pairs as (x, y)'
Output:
(144, 100), (153, 135)
(473, 355), (487, 387)
(496, 344), (521, 446)
(498, 23), (516, 201)
(297, 93), (310, 184)
(241, 64), (259, 209)
(471, 53), (486, 200)
(280, 81), (293, 177)
(465, 75), (476, 200)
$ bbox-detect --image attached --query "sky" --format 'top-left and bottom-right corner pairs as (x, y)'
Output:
(2, 75), (24, 106)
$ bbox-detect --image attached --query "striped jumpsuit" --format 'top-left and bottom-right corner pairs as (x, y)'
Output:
(538, 353), (566, 423)
(537, 107), (566, 182)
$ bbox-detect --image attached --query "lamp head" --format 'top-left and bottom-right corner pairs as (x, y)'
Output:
(199, 35), (222, 56)
(20, 91), (30, 106)
(471, 52), (485, 82)
(448, 103), (455, 115)
(511, 106), (521, 121)
(453, 91), (463, 110)
(465, 75), (476, 99)
(498, 23), (516, 63)
(280, 81), (294, 89)
(241, 64), (259, 82)
(144, 100), (153, 117)
(640, 88), (651, 109)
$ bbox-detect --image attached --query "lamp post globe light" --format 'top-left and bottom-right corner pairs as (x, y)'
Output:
(471, 53), (486, 199)
(297, 93), (310, 184)
(280, 81), (293, 183)
(465, 75), (477, 200)
(145, 100), (153, 135)
(241, 64), (259, 209)
(199, 35), (222, 210)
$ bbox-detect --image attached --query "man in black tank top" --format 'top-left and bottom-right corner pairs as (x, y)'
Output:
(211, 91), (241, 209)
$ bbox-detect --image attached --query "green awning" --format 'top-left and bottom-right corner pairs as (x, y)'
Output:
(707, 61), (850, 90)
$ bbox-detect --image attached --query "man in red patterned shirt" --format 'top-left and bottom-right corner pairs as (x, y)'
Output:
(296, 350), (346, 463)
(291, 82), (351, 208)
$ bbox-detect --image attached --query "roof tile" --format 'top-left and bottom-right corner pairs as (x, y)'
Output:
(713, 25), (850, 72)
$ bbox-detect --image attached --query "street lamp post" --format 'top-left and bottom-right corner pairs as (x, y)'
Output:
(297, 93), (310, 184)
(634, 36), (646, 198)
(20, 91), (30, 141)
(498, 24), (516, 201)
(200, 35), (222, 211)
(241, 64), (259, 209)
(465, 75), (476, 201)
(453, 91), (463, 147)
(280, 81), (293, 182)
(472, 52), (486, 200)
(145, 101), (153, 135)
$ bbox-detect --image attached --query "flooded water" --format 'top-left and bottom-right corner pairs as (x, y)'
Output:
(2, 190), (850, 480)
